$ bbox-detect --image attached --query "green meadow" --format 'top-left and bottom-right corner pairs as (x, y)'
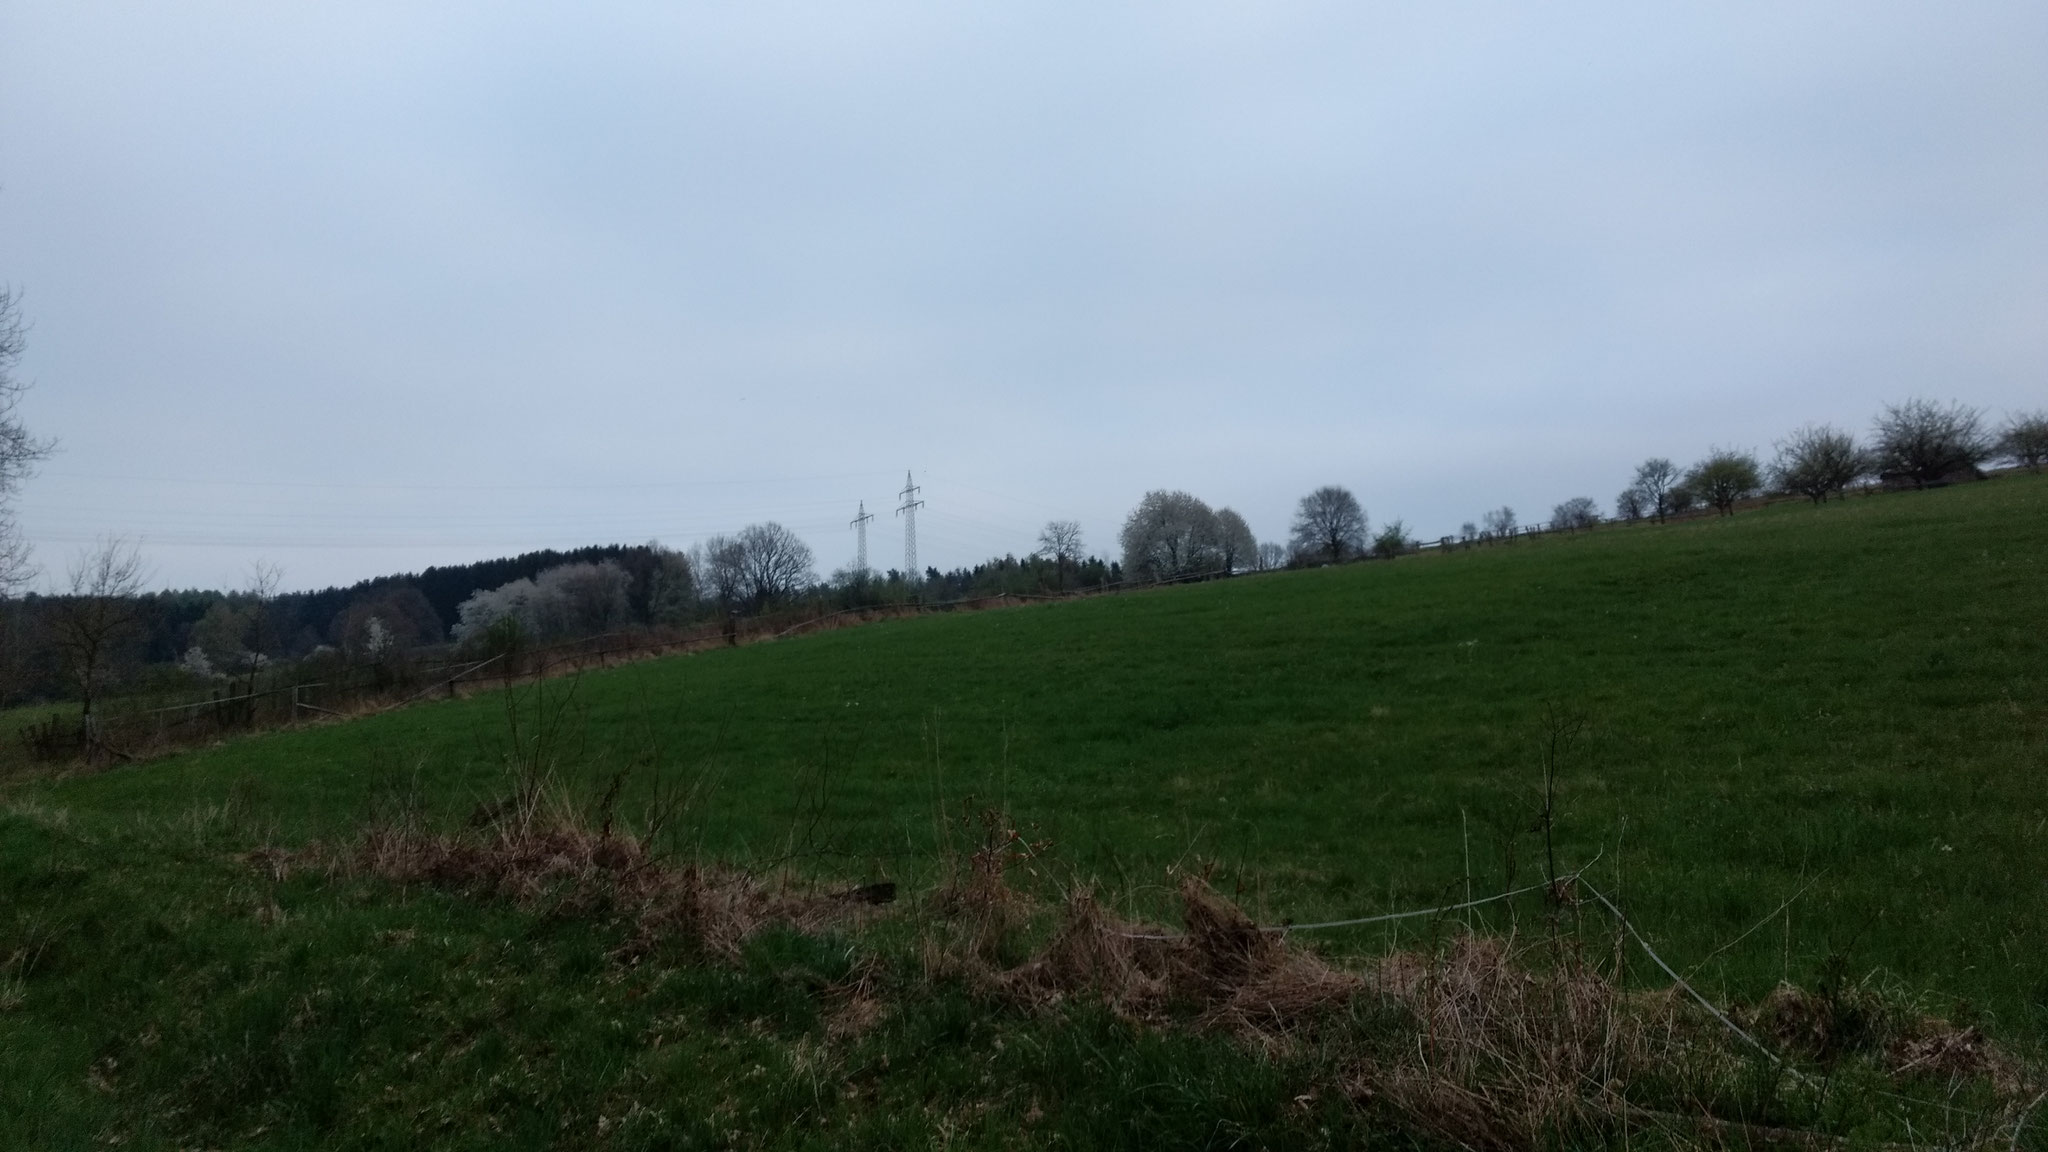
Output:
(4, 472), (2045, 1148)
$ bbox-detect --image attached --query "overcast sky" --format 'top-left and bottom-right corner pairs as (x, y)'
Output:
(2, 3), (2043, 592)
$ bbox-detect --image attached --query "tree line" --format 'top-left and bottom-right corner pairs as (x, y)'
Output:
(1438, 398), (2044, 548)
(5, 393), (2039, 716)
(2, 273), (2041, 717)
(1118, 397), (2046, 580)
(0, 522), (1137, 714)
(1596, 398), (2042, 531)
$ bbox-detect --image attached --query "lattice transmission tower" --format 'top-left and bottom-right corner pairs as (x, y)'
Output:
(896, 471), (924, 580)
(849, 501), (874, 576)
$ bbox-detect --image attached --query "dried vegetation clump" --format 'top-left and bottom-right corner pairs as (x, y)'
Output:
(980, 880), (1666, 1147)
(267, 780), (885, 962)
(995, 878), (1362, 1039)
(991, 878), (2042, 1148)
(263, 797), (2043, 1149)
(1747, 980), (2027, 1093)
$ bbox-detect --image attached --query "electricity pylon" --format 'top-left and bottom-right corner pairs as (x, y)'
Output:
(896, 471), (924, 580)
(849, 501), (874, 576)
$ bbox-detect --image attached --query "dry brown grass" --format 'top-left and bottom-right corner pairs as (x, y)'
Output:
(270, 777), (883, 962)
(993, 878), (1362, 1040)
(261, 796), (2043, 1150)
(972, 873), (2042, 1149)
(1748, 980), (2029, 1096)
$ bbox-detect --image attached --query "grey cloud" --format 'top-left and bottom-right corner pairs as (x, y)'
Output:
(1, 2), (2042, 587)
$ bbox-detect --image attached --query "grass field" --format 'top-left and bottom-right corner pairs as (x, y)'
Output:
(4, 474), (2045, 1148)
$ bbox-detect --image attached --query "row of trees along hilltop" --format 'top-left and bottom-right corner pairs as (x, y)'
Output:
(1450, 399), (2045, 544)
(1, 386), (2040, 720)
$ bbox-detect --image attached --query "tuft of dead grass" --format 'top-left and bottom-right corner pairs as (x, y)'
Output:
(994, 878), (1365, 1038)
(285, 779), (880, 962)
(1360, 934), (1679, 1150)
(1749, 980), (2027, 1095)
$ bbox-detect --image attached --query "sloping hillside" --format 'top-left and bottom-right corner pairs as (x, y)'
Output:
(4, 474), (2045, 1147)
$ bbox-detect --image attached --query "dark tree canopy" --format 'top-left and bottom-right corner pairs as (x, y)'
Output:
(1998, 410), (2048, 474)
(331, 586), (445, 657)
(1035, 519), (1085, 590)
(1629, 458), (1680, 523)
(1551, 497), (1600, 531)
(1685, 448), (1762, 515)
(1288, 486), (1366, 564)
(1120, 490), (1222, 581)
(734, 522), (815, 609)
(1370, 518), (1413, 559)
(1213, 508), (1256, 573)
(1871, 398), (1991, 488)
(1772, 424), (1866, 504)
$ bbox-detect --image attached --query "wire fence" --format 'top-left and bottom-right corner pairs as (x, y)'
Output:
(15, 624), (739, 765)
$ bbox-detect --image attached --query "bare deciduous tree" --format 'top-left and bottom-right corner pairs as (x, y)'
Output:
(1120, 490), (1222, 581)
(48, 537), (149, 725)
(1614, 489), (1646, 523)
(1871, 398), (1991, 488)
(1255, 541), (1288, 571)
(1684, 448), (1762, 515)
(1288, 485), (1367, 564)
(1, 286), (56, 593)
(1551, 497), (1599, 531)
(1997, 410), (2048, 473)
(1035, 519), (1084, 590)
(734, 522), (814, 609)
(1771, 424), (1866, 504)
(1480, 506), (1516, 540)
(1213, 508), (1256, 574)
(1630, 458), (1679, 523)
(698, 535), (748, 608)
